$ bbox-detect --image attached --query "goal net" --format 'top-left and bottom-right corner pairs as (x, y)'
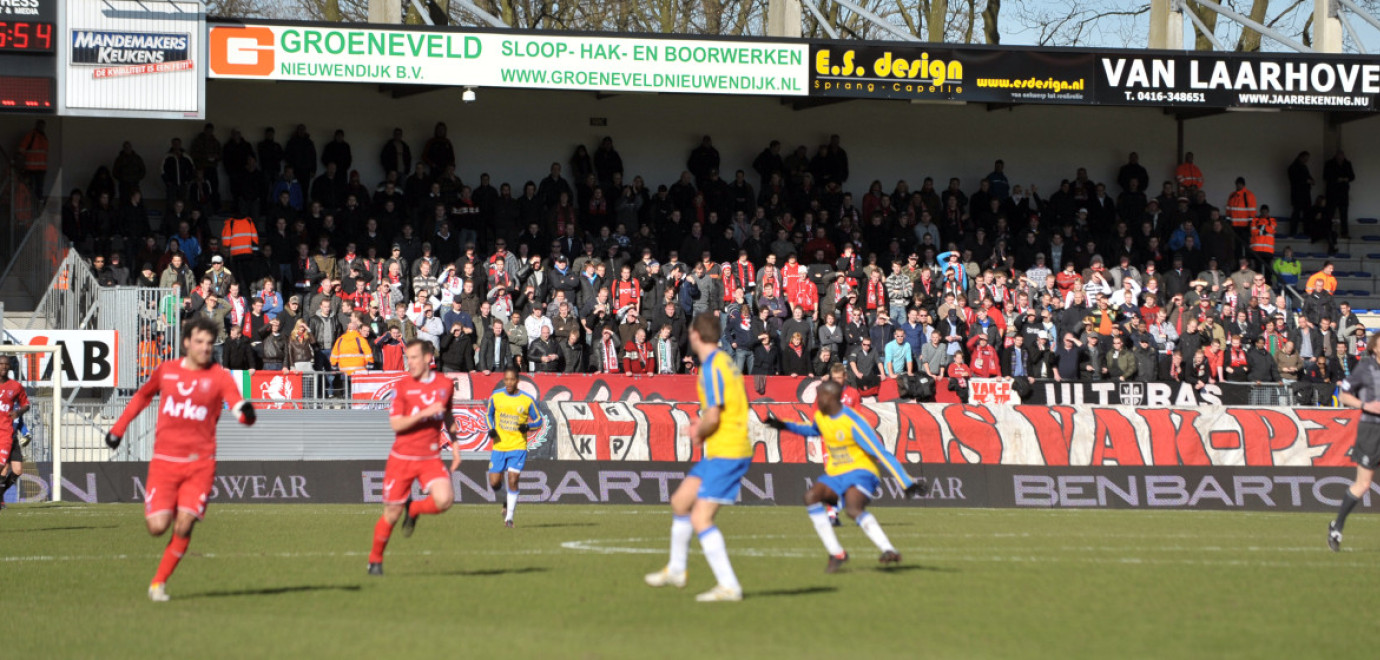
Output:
(0, 344), (63, 503)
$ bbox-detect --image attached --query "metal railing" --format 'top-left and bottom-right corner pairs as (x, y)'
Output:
(28, 397), (158, 463)
(95, 286), (180, 388)
(29, 249), (99, 329)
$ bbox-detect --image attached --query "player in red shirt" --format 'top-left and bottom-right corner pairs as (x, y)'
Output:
(0, 355), (31, 509)
(105, 317), (257, 602)
(368, 339), (461, 576)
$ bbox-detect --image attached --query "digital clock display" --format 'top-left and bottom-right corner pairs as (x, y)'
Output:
(0, 21), (54, 52)
(0, 76), (54, 112)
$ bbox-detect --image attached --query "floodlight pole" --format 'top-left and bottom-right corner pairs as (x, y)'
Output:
(1190, 0), (1315, 52)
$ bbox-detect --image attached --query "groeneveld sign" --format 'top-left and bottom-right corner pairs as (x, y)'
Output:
(208, 24), (808, 96)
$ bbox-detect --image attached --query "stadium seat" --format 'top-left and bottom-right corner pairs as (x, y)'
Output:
(1358, 218), (1379, 224)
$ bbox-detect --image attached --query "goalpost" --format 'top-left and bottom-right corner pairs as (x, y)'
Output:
(0, 345), (62, 503)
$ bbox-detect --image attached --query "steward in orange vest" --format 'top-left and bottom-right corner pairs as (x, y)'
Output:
(221, 216), (259, 257)
(1175, 151), (1203, 189)
(1249, 206), (1276, 258)
(1226, 177), (1257, 231)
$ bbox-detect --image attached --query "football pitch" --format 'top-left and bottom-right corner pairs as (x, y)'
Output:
(3, 503), (1371, 658)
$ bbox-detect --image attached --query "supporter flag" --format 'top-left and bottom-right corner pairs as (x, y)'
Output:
(229, 370), (302, 410)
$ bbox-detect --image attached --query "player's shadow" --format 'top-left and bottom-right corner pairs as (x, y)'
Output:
(433, 566), (550, 578)
(874, 564), (958, 574)
(747, 586), (838, 598)
(0, 524), (118, 533)
(183, 585), (363, 599)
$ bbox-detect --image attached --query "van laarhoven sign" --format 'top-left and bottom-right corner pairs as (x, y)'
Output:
(208, 23), (808, 96)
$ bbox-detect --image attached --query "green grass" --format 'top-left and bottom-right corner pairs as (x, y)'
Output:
(3, 503), (1373, 658)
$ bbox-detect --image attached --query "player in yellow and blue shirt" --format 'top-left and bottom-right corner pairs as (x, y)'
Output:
(487, 364), (543, 528)
(767, 380), (923, 572)
(645, 313), (750, 602)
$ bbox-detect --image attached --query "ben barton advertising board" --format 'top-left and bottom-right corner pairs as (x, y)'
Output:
(208, 22), (808, 96)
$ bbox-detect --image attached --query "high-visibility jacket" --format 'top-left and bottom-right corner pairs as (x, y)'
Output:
(330, 331), (374, 374)
(1249, 216), (1276, 254)
(18, 129), (47, 171)
(1226, 188), (1257, 229)
(1305, 270), (1337, 294)
(1175, 162), (1202, 188)
(221, 217), (259, 257)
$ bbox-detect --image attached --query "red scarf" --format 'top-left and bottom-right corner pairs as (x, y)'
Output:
(866, 279), (884, 309)
(602, 337), (619, 372)
(1229, 347), (1248, 367)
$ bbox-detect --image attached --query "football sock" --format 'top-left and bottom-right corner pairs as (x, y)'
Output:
(153, 534), (191, 585)
(1335, 491), (1361, 532)
(505, 489), (518, 522)
(0, 473), (15, 500)
(807, 504), (845, 556)
(369, 516), (393, 563)
(857, 512), (896, 553)
(668, 515), (692, 573)
(408, 498), (441, 517)
(697, 526), (740, 591)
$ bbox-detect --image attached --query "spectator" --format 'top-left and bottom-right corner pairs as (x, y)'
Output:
(593, 325), (622, 374)
(260, 317), (288, 371)
(561, 328), (587, 374)
(287, 321), (315, 371)
(847, 337), (880, 393)
(330, 320), (374, 375)
(1323, 150), (1354, 239)
(223, 324), (255, 370)
(1306, 262), (1337, 294)
(529, 325), (562, 373)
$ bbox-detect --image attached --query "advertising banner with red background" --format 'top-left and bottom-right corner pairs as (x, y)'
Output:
(545, 401), (1360, 468)
(349, 372), (818, 452)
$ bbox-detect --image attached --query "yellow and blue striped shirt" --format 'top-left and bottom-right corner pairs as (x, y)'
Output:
(697, 350), (752, 459)
(487, 387), (543, 452)
(783, 407), (914, 488)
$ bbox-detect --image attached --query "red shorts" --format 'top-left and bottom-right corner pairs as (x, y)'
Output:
(0, 433), (11, 465)
(144, 458), (216, 520)
(382, 457), (448, 505)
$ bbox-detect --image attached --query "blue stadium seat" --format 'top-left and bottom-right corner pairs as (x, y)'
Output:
(1358, 218), (1379, 224)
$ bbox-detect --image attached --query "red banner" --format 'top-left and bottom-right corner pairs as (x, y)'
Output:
(544, 401), (1361, 467)
(350, 372), (816, 403)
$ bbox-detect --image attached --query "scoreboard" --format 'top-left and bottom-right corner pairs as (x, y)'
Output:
(0, 0), (56, 112)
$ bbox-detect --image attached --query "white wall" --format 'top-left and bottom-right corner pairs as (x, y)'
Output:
(16, 80), (1372, 223)
(1340, 114), (1380, 219)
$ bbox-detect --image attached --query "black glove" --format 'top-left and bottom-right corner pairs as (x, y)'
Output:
(517, 423), (530, 434)
(904, 481), (927, 498)
(105, 432), (122, 450)
(763, 413), (788, 431)
(488, 428), (499, 441)
(238, 402), (257, 426)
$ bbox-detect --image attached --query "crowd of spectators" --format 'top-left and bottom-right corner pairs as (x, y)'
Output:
(48, 119), (1365, 403)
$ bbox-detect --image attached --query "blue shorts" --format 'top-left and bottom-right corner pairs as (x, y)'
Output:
(688, 457), (753, 504)
(818, 469), (882, 501)
(488, 449), (528, 474)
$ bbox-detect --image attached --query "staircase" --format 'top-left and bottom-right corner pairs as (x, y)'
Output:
(1275, 217), (1380, 327)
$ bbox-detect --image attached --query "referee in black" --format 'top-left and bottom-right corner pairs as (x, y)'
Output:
(1330, 332), (1380, 550)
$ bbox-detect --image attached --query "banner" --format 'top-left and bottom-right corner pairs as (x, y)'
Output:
(16, 460), (1377, 512)
(810, 43), (1091, 104)
(545, 401), (1360, 468)
(349, 371), (816, 404)
(967, 378), (1020, 405)
(208, 23), (808, 96)
(5, 329), (118, 387)
(1022, 380), (1255, 406)
(59, 0), (204, 118)
(229, 370), (303, 410)
(1095, 53), (1378, 111)
(808, 41), (1380, 112)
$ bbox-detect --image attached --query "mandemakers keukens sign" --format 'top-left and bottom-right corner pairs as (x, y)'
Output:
(208, 23), (808, 96)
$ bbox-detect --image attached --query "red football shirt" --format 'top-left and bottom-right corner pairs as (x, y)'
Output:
(112, 360), (243, 461)
(388, 372), (454, 460)
(0, 380), (28, 434)
(840, 386), (861, 409)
